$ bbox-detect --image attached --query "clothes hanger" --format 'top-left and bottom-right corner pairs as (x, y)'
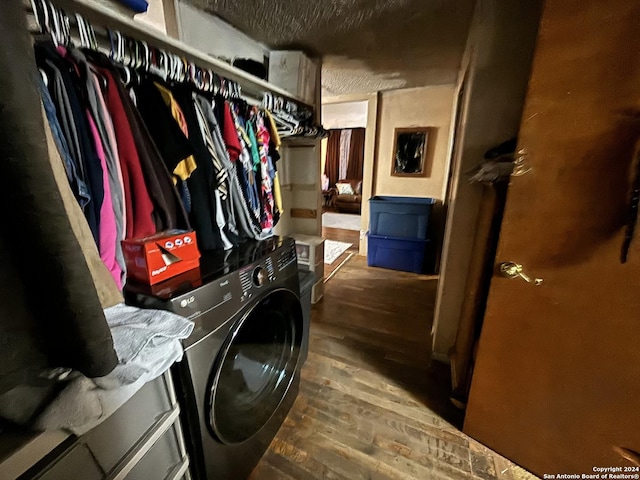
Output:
(201, 68), (210, 92)
(201, 68), (208, 91)
(171, 53), (180, 82)
(76, 13), (88, 48)
(141, 41), (150, 72)
(49, 2), (64, 47)
(164, 50), (172, 80)
(172, 54), (180, 81)
(55, 7), (69, 46)
(196, 66), (205, 90)
(180, 56), (187, 82)
(231, 81), (240, 99)
(107, 29), (116, 60)
(31, 0), (42, 32)
(173, 54), (181, 81)
(186, 60), (193, 84)
(60, 8), (72, 47)
(159, 49), (170, 81)
(86, 16), (98, 51)
(39, 68), (49, 87)
(213, 72), (221, 96)
(112, 30), (123, 63)
(127, 37), (136, 68)
(263, 92), (273, 111)
(39, 0), (57, 46)
(129, 41), (142, 85)
(129, 38), (137, 69)
(181, 57), (189, 81)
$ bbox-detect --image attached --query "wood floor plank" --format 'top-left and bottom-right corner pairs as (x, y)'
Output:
(290, 404), (472, 480)
(248, 459), (297, 480)
(298, 379), (469, 455)
(298, 394), (474, 478)
(301, 364), (445, 428)
(304, 351), (432, 407)
(251, 236), (538, 480)
(272, 410), (384, 480)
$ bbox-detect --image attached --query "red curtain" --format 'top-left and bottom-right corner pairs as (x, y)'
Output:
(346, 128), (365, 180)
(324, 129), (341, 189)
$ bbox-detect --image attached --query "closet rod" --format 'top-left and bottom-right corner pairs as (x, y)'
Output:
(27, 7), (258, 104)
(27, 0), (313, 109)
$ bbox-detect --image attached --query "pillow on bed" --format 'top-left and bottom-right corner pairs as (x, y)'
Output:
(336, 183), (355, 195)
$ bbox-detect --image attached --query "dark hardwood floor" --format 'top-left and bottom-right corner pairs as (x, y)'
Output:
(251, 253), (537, 480)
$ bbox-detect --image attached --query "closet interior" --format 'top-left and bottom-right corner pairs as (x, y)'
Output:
(28, 0), (324, 283)
(0, 0), (323, 478)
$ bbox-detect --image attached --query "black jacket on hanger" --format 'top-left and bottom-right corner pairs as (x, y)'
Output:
(115, 77), (190, 232)
(172, 85), (225, 251)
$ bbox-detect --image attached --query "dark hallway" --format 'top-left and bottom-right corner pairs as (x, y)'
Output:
(251, 256), (538, 480)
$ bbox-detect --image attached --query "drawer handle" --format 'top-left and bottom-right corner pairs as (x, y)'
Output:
(105, 407), (180, 480)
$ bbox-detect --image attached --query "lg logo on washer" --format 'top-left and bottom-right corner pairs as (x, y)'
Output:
(180, 296), (196, 308)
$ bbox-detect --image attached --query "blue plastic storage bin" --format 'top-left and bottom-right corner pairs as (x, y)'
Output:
(369, 196), (436, 239)
(367, 233), (429, 273)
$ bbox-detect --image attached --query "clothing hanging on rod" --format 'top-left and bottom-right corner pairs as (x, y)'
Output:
(263, 92), (327, 139)
(29, 0), (326, 290)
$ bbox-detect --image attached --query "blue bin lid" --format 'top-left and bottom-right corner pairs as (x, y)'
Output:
(369, 195), (436, 205)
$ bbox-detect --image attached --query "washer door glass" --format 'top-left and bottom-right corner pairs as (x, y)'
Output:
(208, 289), (302, 444)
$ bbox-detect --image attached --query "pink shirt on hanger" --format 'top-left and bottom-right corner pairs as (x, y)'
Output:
(90, 72), (127, 240)
(87, 112), (122, 289)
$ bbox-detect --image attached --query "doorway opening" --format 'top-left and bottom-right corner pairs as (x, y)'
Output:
(321, 126), (366, 278)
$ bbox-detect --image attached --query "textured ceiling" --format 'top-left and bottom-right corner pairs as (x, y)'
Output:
(184, 0), (475, 98)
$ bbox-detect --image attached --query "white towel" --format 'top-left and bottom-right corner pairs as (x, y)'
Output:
(34, 304), (194, 434)
(104, 303), (194, 365)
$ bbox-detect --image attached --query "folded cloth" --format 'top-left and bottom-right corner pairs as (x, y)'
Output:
(33, 375), (144, 435)
(103, 303), (193, 369)
(94, 334), (185, 389)
(33, 304), (193, 434)
(94, 303), (193, 388)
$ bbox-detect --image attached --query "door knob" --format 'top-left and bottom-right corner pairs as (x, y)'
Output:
(499, 262), (543, 285)
(512, 148), (532, 176)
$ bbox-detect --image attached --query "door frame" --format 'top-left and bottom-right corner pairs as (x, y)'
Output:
(322, 93), (380, 255)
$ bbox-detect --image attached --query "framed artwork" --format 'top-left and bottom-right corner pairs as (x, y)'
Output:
(391, 127), (432, 177)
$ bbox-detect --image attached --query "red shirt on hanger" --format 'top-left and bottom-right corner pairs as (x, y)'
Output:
(95, 67), (156, 239)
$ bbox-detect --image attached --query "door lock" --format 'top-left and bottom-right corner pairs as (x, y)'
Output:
(499, 262), (543, 285)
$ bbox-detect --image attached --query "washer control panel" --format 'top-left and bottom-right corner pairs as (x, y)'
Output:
(252, 266), (267, 287)
(236, 237), (297, 303)
(276, 241), (297, 272)
(239, 265), (267, 303)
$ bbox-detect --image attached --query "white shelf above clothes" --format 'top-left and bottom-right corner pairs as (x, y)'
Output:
(38, 0), (314, 108)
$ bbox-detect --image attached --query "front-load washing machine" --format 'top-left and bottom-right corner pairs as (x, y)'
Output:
(125, 237), (307, 480)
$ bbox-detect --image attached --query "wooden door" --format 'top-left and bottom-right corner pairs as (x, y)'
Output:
(464, 0), (640, 476)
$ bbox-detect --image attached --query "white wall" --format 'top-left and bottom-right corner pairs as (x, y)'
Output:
(133, 0), (168, 33)
(431, 0), (543, 360)
(322, 101), (368, 129)
(374, 86), (456, 201)
(177, 2), (269, 63)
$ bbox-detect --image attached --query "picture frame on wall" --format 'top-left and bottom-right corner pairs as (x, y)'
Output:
(391, 127), (432, 177)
